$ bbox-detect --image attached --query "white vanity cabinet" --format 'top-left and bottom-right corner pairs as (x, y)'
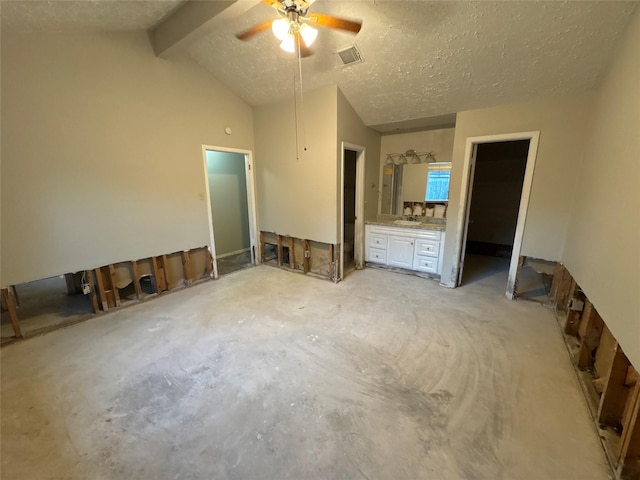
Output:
(365, 224), (445, 276)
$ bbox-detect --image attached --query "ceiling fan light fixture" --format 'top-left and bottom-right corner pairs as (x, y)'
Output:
(299, 23), (318, 47)
(280, 33), (296, 53)
(272, 18), (290, 41)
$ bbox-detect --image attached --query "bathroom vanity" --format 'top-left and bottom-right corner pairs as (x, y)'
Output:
(365, 220), (445, 276)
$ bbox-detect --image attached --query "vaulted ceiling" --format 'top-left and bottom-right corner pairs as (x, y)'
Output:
(2, 0), (637, 133)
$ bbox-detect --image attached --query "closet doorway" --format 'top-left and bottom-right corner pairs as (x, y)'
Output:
(340, 143), (365, 280)
(202, 147), (258, 278)
(455, 132), (540, 298)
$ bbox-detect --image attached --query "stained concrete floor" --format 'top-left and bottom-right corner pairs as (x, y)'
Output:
(216, 250), (253, 277)
(1, 263), (611, 479)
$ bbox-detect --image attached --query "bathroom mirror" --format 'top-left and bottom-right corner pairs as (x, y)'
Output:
(380, 162), (451, 215)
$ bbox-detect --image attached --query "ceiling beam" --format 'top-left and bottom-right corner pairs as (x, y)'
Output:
(149, 0), (262, 58)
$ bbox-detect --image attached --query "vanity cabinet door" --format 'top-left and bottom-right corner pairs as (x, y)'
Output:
(388, 236), (415, 269)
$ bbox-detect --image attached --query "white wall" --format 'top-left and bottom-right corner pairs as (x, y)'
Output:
(336, 87), (381, 223)
(440, 94), (593, 286)
(0, 31), (254, 286)
(380, 129), (455, 165)
(205, 151), (251, 256)
(254, 84), (338, 243)
(562, 11), (640, 368)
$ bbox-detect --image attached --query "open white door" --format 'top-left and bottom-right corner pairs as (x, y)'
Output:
(202, 145), (259, 279)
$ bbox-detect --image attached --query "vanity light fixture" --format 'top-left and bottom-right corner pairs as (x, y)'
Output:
(385, 150), (436, 166)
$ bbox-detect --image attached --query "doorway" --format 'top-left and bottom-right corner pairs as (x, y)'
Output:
(202, 147), (258, 278)
(340, 143), (365, 280)
(343, 150), (357, 275)
(455, 132), (540, 298)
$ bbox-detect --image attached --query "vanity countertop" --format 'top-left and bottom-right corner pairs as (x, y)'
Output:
(365, 215), (446, 231)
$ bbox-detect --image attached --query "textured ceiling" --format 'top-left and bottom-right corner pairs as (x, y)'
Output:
(2, 0), (637, 131)
(187, 0), (637, 128)
(0, 0), (184, 31)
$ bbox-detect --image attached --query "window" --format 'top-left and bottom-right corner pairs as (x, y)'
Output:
(425, 163), (451, 202)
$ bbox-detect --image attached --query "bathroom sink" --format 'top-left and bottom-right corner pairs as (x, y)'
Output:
(394, 220), (421, 226)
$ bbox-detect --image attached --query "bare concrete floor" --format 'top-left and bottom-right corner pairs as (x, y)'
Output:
(1, 265), (611, 479)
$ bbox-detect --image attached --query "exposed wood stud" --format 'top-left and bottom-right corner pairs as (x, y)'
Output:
(564, 286), (582, 336)
(2, 287), (22, 338)
(550, 262), (564, 299)
(288, 237), (295, 269)
(94, 268), (108, 311)
(108, 265), (121, 307)
(336, 243), (342, 280)
(557, 275), (576, 312)
(160, 255), (170, 291)
(277, 235), (284, 267)
(329, 244), (335, 281)
(618, 372), (640, 479)
(303, 239), (310, 274)
(260, 232), (265, 264)
(150, 257), (162, 293)
(577, 301), (604, 369)
(131, 261), (143, 300)
(85, 270), (100, 313)
(555, 262), (640, 478)
(598, 344), (631, 429)
(9, 285), (20, 308)
(182, 251), (193, 285)
(622, 367), (640, 436)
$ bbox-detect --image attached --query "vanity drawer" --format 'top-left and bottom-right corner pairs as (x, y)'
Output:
(368, 233), (388, 249)
(415, 239), (440, 257)
(414, 256), (438, 273)
(367, 247), (387, 264)
(416, 230), (441, 242)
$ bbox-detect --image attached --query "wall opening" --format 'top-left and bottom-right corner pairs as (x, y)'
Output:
(204, 149), (256, 277)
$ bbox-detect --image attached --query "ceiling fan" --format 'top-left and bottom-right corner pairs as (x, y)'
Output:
(235, 0), (362, 57)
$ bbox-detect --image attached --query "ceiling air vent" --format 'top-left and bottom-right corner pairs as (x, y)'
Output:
(337, 44), (363, 66)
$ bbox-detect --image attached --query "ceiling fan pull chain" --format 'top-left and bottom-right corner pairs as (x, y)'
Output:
(297, 33), (308, 158)
(293, 47), (300, 162)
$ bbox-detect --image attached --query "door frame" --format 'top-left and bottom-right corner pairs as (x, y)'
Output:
(339, 142), (366, 281)
(201, 145), (259, 279)
(453, 131), (540, 299)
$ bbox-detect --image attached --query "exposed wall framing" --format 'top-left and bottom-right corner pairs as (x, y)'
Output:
(259, 231), (339, 282)
(551, 263), (640, 480)
(1, 246), (214, 343)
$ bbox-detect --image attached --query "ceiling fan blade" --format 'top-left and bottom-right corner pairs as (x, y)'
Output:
(262, 0), (285, 9)
(308, 13), (362, 34)
(235, 19), (273, 41)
